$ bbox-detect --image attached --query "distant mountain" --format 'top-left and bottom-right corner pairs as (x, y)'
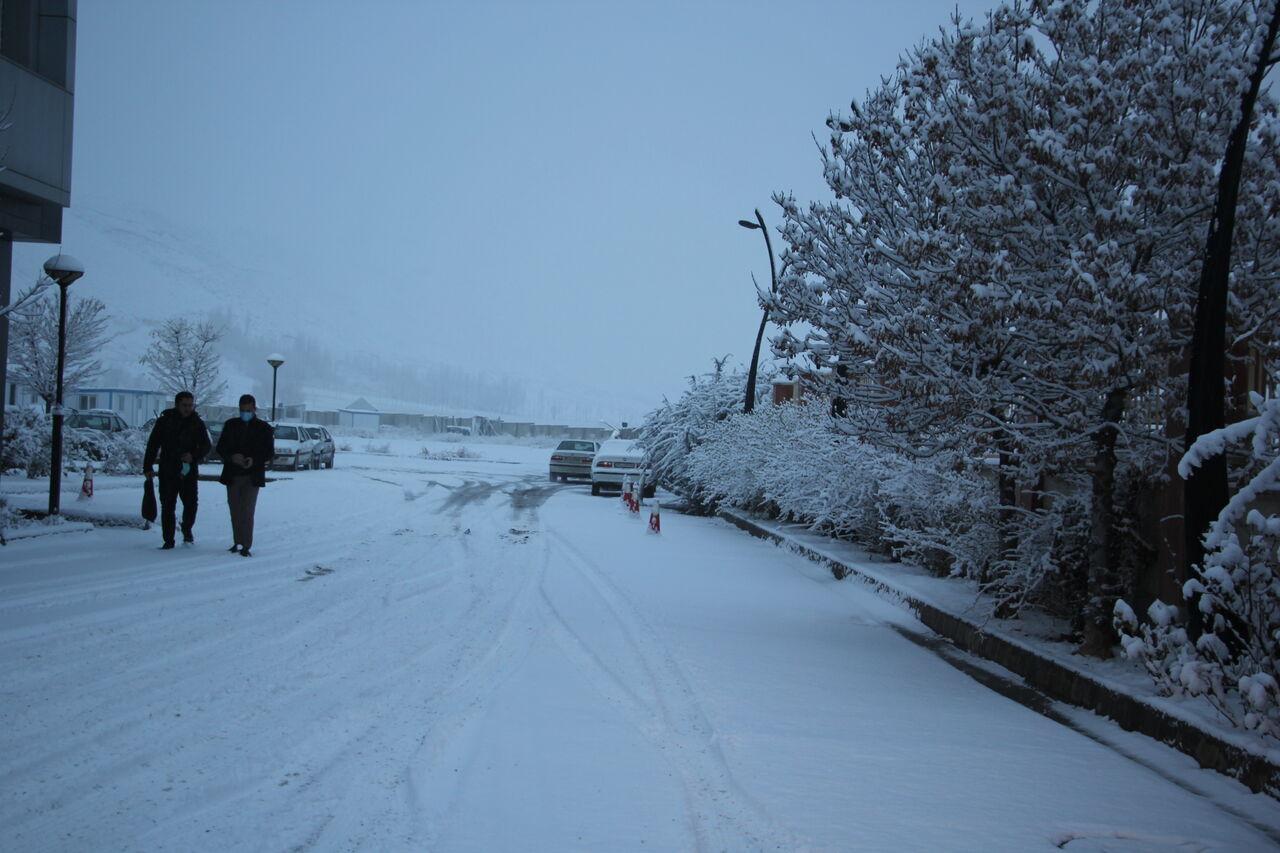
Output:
(10, 204), (652, 425)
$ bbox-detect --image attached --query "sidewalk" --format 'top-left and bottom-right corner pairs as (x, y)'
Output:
(717, 506), (1280, 799)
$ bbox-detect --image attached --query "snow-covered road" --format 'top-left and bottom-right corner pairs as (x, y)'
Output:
(3, 441), (1278, 852)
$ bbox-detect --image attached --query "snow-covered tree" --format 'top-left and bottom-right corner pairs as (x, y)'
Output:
(771, 0), (1280, 652)
(7, 292), (111, 411)
(139, 317), (228, 406)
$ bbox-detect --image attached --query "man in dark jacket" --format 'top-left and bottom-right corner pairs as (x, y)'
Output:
(144, 390), (212, 549)
(216, 393), (274, 557)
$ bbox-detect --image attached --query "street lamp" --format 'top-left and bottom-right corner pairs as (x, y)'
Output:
(738, 209), (777, 414)
(44, 253), (85, 516)
(267, 353), (284, 421)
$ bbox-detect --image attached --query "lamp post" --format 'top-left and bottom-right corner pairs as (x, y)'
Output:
(737, 209), (777, 414)
(44, 254), (85, 516)
(267, 353), (284, 421)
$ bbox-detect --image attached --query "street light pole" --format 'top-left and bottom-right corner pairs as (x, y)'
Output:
(267, 353), (284, 421)
(43, 254), (85, 516)
(738, 209), (777, 414)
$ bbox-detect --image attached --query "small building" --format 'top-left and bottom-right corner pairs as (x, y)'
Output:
(338, 397), (379, 431)
(4, 381), (170, 428)
(71, 387), (171, 427)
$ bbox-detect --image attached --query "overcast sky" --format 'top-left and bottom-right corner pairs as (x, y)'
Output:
(28, 0), (993, 422)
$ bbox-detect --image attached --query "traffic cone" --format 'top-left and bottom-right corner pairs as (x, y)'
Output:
(648, 500), (661, 534)
(78, 462), (94, 500)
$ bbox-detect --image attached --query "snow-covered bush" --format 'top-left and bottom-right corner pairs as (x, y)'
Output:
(875, 450), (999, 580)
(63, 428), (146, 475)
(672, 400), (1004, 585)
(2, 408), (49, 476)
(641, 361), (763, 507)
(1117, 389), (1280, 736)
(1, 409), (144, 477)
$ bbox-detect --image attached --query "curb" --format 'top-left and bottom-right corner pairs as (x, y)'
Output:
(18, 507), (149, 529)
(2, 520), (95, 541)
(717, 507), (1280, 799)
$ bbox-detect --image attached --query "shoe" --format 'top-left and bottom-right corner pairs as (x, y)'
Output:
(240, 549), (252, 557)
(228, 544), (241, 553)
(160, 542), (175, 550)
(183, 530), (194, 544)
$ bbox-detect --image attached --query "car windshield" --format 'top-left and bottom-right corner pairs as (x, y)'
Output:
(557, 441), (596, 452)
(275, 426), (300, 440)
(67, 414), (115, 430)
(307, 428), (323, 439)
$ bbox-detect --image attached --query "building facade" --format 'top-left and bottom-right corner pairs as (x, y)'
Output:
(0, 0), (77, 453)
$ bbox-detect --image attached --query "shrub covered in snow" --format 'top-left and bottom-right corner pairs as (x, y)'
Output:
(2, 408), (49, 476)
(1117, 390), (1280, 737)
(2, 409), (144, 477)
(640, 361), (763, 507)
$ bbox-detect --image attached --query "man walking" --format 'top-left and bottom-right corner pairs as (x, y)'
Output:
(144, 390), (211, 549)
(216, 394), (273, 557)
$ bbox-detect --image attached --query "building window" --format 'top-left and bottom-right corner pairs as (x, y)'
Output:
(0, 0), (38, 69)
(78, 395), (97, 410)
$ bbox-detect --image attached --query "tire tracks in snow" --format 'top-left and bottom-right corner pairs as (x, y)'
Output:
(539, 528), (808, 853)
(257, 473), (553, 851)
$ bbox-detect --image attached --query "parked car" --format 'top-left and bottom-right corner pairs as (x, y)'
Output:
(590, 439), (655, 497)
(270, 423), (314, 471)
(301, 424), (336, 469)
(549, 439), (599, 482)
(65, 409), (130, 433)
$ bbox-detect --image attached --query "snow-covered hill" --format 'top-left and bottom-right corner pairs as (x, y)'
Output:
(11, 204), (652, 424)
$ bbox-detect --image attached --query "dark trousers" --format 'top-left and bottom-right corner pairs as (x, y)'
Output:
(226, 476), (260, 550)
(158, 470), (198, 545)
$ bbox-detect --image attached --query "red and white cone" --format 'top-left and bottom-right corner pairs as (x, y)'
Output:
(78, 462), (94, 500)
(622, 478), (638, 513)
(648, 500), (661, 534)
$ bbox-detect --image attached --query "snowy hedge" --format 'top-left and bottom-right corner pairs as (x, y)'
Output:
(2, 409), (145, 477)
(642, 362), (767, 504)
(648, 392), (1098, 616)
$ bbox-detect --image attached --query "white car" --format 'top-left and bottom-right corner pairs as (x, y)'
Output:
(300, 424), (336, 469)
(590, 439), (655, 497)
(270, 423), (314, 471)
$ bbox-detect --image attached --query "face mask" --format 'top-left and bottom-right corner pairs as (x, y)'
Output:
(240, 411), (253, 422)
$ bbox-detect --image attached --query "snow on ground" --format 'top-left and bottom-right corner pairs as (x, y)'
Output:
(3, 440), (1280, 852)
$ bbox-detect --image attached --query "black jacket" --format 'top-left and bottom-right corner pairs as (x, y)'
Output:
(144, 408), (211, 475)
(216, 416), (274, 488)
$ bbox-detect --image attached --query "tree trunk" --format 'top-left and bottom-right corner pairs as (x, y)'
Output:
(991, 425), (1021, 617)
(1184, 0), (1280, 634)
(1078, 387), (1128, 658)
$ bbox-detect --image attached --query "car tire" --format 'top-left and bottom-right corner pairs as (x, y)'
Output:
(549, 472), (557, 482)
(591, 483), (601, 496)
